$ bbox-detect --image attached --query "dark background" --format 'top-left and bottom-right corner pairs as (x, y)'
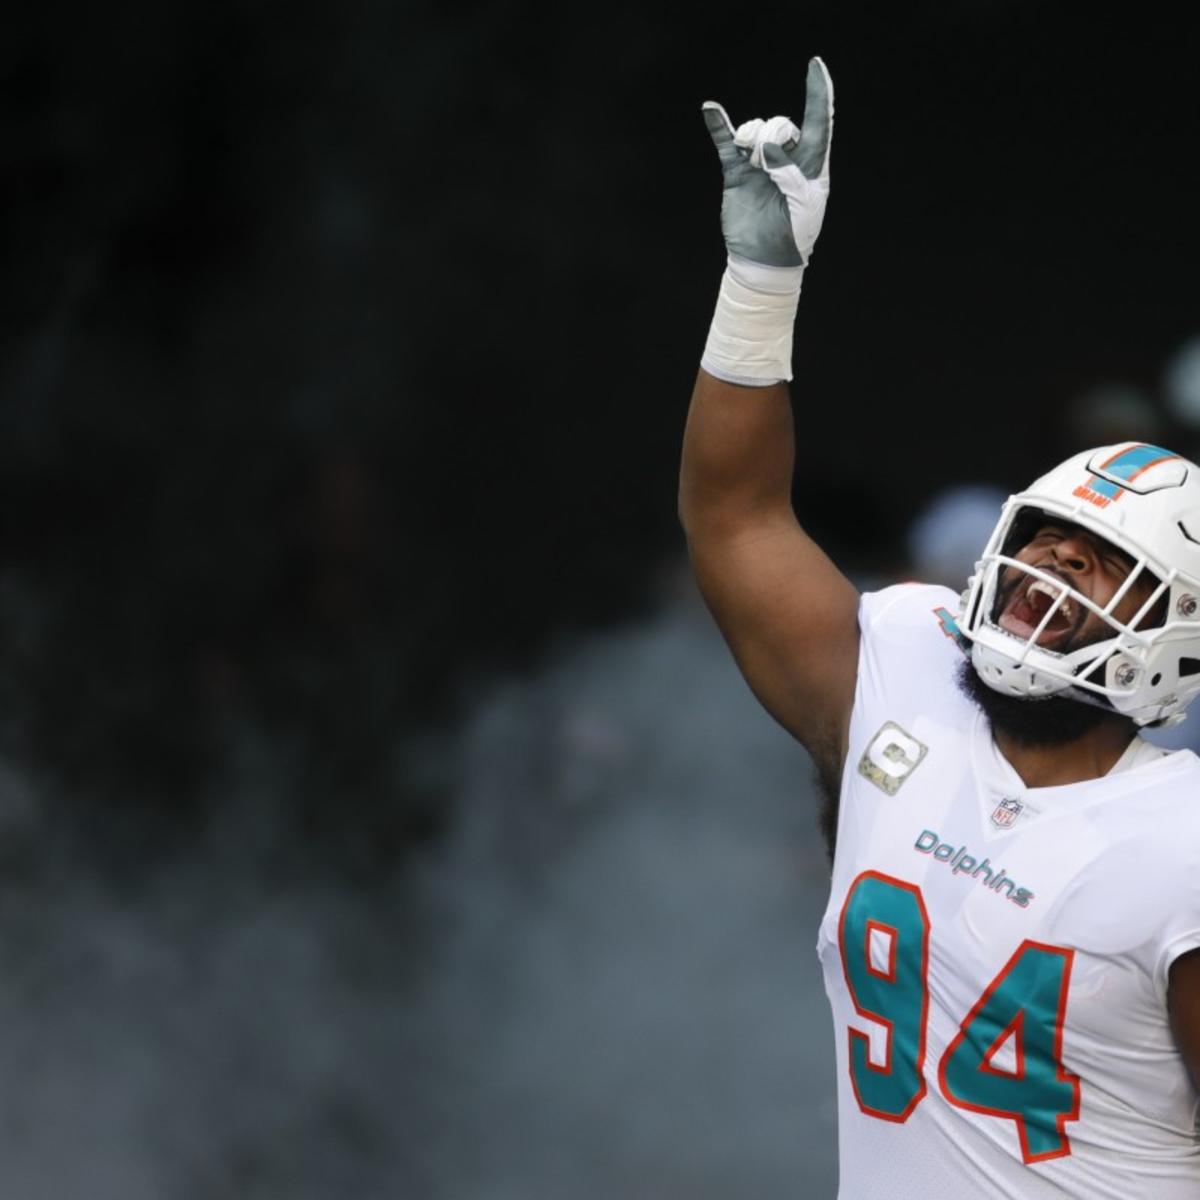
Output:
(2, 2), (1199, 1194)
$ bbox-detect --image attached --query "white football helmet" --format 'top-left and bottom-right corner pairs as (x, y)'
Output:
(959, 442), (1200, 727)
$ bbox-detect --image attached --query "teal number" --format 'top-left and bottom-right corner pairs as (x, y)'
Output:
(838, 871), (930, 1120)
(938, 939), (1080, 1162)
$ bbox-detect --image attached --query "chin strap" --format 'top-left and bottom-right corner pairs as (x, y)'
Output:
(1059, 683), (1119, 715)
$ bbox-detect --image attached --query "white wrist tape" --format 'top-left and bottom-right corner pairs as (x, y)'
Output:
(700, 254), (804, 386)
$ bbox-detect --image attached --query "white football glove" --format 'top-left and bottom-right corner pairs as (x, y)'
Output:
(700, 57), (834, 385)
(702, 56), (834, 271)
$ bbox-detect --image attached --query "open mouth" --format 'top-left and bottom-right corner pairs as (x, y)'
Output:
(996, 573), (1082, 649)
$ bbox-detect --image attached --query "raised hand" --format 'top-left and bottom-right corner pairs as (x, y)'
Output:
(702, 57), (834, 270)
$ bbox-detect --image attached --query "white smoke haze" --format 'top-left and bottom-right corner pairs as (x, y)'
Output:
(0, 559), (837, 1198)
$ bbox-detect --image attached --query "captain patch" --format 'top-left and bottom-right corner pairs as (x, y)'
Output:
(857, 721), (928, 796)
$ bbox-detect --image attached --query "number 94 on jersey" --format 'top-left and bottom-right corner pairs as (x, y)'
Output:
(838, 870), (1081, 1164)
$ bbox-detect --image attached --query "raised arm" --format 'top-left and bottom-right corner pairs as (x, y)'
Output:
(678, 58), (859, 768)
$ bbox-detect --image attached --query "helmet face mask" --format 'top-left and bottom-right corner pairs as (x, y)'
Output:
(959, 444), (1200, 728)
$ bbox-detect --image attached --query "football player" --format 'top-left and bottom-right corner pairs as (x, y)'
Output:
(679, 56), (1200, 1198)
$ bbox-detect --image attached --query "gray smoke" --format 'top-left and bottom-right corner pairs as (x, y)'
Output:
(0, 559), (838, 1198)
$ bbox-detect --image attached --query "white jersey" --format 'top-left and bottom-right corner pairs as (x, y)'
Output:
(816, 583), (1200, 1199)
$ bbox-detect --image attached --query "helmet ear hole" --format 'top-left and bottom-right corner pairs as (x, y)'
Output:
(1151, 672), (1162, 687)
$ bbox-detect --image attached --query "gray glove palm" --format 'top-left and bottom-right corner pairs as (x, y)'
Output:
(703, 57), (834, 270)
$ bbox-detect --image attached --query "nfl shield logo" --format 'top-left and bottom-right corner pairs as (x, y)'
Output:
(991, 797), (1023, 828)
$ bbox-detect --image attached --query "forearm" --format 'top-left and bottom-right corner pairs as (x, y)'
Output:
(678, 369), (798, 538)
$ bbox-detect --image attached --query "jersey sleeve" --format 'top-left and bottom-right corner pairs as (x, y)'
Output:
(1157, 928), (1200, 999)
(1091, 770), (1200, 1002)
(854, 582), (965, 722)
(1146, 815), (1200, 1000)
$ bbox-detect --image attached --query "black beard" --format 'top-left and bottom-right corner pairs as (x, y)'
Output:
(954, 658), (1132, 747)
